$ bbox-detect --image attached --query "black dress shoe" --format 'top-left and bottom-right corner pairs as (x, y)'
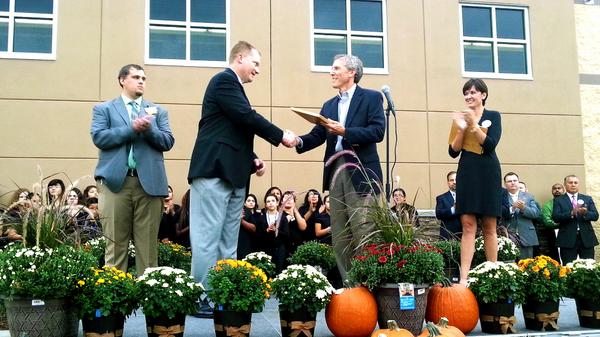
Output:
(192, 299), (213, 318)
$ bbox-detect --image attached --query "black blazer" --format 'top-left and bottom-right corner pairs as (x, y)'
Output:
(188, 68), (283, 188)
(435, 191), (461, 239)
(552, 193), (599, 249)
(297, 86), (385, 193)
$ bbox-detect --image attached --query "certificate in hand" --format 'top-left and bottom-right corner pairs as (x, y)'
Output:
(291, 107), (328, 125)
(448, 120), (488, 154)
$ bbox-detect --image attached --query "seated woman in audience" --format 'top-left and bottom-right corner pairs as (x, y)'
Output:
(28, 192), (42, 209)
(264, 186), (283, 208)
(175, 190), (191, 249)
(83, 185), (99, 203)
(281, 191), (307, 256)
(158, 185), (180, 243)
(66, 187), (99, 240)
(298, 189), (323, 243)
(256, 193), (289, 272)
(237, 194), (260, 259)
(391, 187), (419, 224)
(47, 179), (65, 206)
(315, 195), (332, 245)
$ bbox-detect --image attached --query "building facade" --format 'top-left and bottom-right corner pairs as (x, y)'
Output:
(0, 0), (588, 212)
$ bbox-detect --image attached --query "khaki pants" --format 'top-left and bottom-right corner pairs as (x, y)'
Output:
(98, 176), (162, 275)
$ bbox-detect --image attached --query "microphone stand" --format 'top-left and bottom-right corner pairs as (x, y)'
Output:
(385, 106), (393, 202)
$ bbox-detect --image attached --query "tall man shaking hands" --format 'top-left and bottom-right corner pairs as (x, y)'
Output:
(187, 41), (296, 317)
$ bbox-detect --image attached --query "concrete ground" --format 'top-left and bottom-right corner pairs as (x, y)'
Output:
(79, 297), (600, 336)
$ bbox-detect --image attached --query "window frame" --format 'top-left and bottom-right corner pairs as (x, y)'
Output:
(144, 0), (230, 67)
(459, 3), (532, 80)
(0, 0), (58, 60)
(310, 0), (388, 74)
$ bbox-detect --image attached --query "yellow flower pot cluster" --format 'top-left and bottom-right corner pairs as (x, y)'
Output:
(208, 259), (271, 313)
(517, 255), (570, 303)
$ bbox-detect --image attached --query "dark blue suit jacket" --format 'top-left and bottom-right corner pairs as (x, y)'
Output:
(435, 191), (461, 239)
(188, 68), (284, 188)
(552, 193), (599, 248)
(296, 86), (385, 193)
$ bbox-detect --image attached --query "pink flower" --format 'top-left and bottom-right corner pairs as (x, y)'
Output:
(378, 256), (388, 264)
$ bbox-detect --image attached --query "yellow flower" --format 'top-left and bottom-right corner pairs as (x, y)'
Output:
(77, 280), (85, 287)
(559, 267), (568, 277)
(97, 278), (105, 284)
(543, 268), (550, 279)
(532, 266), (540, 273)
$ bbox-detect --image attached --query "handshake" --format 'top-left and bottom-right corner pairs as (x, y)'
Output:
(282, 129), (300, 148)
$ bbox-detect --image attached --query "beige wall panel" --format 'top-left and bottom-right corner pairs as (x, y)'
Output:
(0, 100), (96, 157)
(0, 158), (98, 199)
(0, 0), (101, 100)
(424, 0), (580, 115)
(575, 5), (600, 74)
(427, 112), (583, 165)
(378, 111), (429, 164)
(270, 161), (325, 196)
(389, 163), (431, 209)
(270, 0), (427, 110)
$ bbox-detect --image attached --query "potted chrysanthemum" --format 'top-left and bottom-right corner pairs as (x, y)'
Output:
(137, 266), (204, 337)
(242, 251), (276, 279)
(566, 259), (600, 328)
(73, 266), (137, 335)
(271, 264), (336, 337)
(157, 241), (191, 272)
(517, 255), (570, 331)
(468, 261), (526, 334)
(207, 259), (271, 337)
(289, 241), (336, 273)
(473, 235), (519, 265)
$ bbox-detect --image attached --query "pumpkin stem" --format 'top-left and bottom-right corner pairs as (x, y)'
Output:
(386, 320), (401, 331)
(440, 277), (452, 287)
(426, 322), (442, 337)
(439, 317), (449, 328)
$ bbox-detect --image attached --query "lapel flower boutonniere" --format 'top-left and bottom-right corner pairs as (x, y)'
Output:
(481, 120), (492, 128)
(144, 106), (158, 116)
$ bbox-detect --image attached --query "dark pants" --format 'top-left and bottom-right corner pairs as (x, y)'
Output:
(559, 232), (595, 265)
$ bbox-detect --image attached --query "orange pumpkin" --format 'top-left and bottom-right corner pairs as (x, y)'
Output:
(425, 279), (478, 333)
(371, 320), (413, 337)
(419, 318), (465, 337)
(325, 286), (378, 337)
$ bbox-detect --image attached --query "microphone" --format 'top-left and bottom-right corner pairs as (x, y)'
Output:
(381, 85), (396, 116)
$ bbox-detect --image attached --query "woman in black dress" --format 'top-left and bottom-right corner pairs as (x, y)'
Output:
(237, 193), (260, 259)
(299, 189), (323, 243)
(449, 78), (502, 285)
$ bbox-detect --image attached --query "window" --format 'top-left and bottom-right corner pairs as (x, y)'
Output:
(460, 4), (531, 79)
(145, 0), (229, 67)
(0, 0), (57, 60)
(311, 0), (387, 73)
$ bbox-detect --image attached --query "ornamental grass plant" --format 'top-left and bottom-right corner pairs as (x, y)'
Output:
(518, 255), (570, 302)
(349, 242), (444, 289)
(565, 259), (600, 299)
(207, 259), (271, 313)
(0, 243), (97, 299)
(290, 241), (336, 271)
(271, 264), (336, 315)
(157, 241), (191, 272)
(242, 251), (276, 279)
(73, 265), (138, 318)
(137, 266), (204, 319)
(467, 261), (527, 304)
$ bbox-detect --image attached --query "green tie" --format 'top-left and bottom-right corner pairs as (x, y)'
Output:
(128, 101), (139, 169)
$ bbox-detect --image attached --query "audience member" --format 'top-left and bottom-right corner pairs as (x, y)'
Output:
(158, 185), (181, 243)
(237, 194), (260, 259)
(83, 185), (99, 202)
(552, 175), (599, 264)
(501, 172), (540, 259)
(391, 188), (418, 224)
(47, 178), (65, 205)
(175, 190), (191, 248)
(256, 193), (289, 272)
(298, 189), (322, 242)
(315, 195), (332, 245)
(281, 191), (307, 256)
(435, 171), (461, 239)
(536, 183), (562, 261)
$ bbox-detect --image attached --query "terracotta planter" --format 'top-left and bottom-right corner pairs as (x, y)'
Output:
(279, 306), (316, 337)
(213, 309), (251, 337)
(576, 297), (600, 329)
(478, 299), (517, 334)
(145, 313), (185, 337)
(373, 283), (429, 335)
(522, 299), (559, 331)
(4, 298), (78, 337)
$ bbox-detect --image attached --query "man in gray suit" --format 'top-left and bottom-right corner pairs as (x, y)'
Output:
(91, 64), (174, 275)
(501, 172), (540, 259)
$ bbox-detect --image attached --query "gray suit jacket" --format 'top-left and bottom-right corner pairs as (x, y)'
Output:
(501, 190), (540, 247)
(91, 97), (174, 196)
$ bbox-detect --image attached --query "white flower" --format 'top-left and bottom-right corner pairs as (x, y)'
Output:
(175, 290), (183, 296)
(146, 279), (158, 286)
(162, 282), (169, 288)
(175, 277), (184, 283)
(316, 289), (327, 299)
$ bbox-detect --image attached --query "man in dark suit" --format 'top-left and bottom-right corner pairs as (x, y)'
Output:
(552, 174), (599, 264)
(293, 54), (385, 280)
(500, 172), (540, 259)
(435, 171), (461, 239)
(91, 64), (174, 275)
(187, 41), (295, 317)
